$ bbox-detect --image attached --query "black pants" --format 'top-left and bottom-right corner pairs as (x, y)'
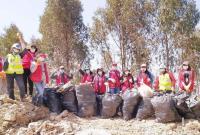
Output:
(6, 73), (25, 100)
(23, 68), (33, 96)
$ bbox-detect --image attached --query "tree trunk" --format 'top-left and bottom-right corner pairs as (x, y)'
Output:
(165, 34), (170, 69)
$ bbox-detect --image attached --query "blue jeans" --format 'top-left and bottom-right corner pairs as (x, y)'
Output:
(34, 81), (45, 97)
(109, 88), (120, 94)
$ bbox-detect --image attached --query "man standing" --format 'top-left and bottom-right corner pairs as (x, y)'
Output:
(18, 33), (37, 96)
(107, 63), (121, 94)
(4, 43), (25, 101)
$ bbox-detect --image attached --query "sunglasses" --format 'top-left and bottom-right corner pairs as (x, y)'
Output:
(183, 64), (188, 66)
(141, 66), (146, 68)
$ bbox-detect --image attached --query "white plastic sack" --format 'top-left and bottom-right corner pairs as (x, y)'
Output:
(138, 84), (153, 98)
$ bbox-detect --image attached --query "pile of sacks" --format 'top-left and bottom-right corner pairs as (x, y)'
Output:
(0, 95), (49, 134)
(40, 83), (200, 123)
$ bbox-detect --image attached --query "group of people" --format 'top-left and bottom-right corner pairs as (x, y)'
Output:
(0, 33), (196, 102)
(0, 33), (50, 101)
(78, 62), (195, 96)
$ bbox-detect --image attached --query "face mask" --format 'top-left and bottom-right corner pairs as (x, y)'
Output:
(98, 71), (103, 76)
(60, 69), (65, 73)
(86, 70), (90, 74)
(30, 48), (36, 53)
(141, 67), (146, 72)
(112, 66), (117, 70)
(125, 71), (129, 75)
(160, 68), (165, 74)
(183, 65), (188, 70)
(13, 49), (20, 54)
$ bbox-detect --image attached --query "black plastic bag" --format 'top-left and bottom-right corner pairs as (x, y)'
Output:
(186, 95), (200, 118)
(101, 93), (122, 118)
(44, 88), (62, 114)
(75, 84), (97, 117)
(173, 92), (195, 119)
(151, 94), (181, 123)
(61, 86), (78, 113)
(122, 90), (141, 120)
(96, 94), (104, 116)
(136, 97), (154, 120)
(32, 94), (44, 106)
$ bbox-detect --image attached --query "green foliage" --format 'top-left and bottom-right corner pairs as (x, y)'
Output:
(0, 24), (20, 56)
(39, 0), (89, 68)
(90, 0), (152, 70)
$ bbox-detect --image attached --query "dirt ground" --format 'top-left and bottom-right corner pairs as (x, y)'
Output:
(0, 94), (200, 135)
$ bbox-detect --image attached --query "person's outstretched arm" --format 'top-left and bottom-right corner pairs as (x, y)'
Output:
(17, 33), (27, 50)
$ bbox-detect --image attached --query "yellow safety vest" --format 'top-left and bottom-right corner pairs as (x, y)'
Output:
(159, 73), (172, 91)
(5, 54), (24, 74)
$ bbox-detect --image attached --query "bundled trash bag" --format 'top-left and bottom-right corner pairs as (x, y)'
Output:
(151, 94), (181, 123)
(186, 95), (200, 118)
(138, 84), (153, 98)
(136, 97), (154, 120)
(101, 93), (122, 118)
(32, 93), (44, 107)
(122, 90), (141, 120)
(60, 86), (78, 113)
(96, 94), (104, 116)
(173, 92), (195, 119)
(43, 88), (62, 114)
(75, 84), (97, 117)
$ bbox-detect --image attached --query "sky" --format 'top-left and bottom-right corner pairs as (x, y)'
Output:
(0, 0), (200, 41)
(0, 0), (200, 69)
(0, 0), (106, 42)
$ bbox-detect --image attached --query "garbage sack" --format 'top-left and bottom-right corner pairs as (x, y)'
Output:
(138, 84), (153, 98)
(75, 84), (97, 117)
(122, 90), (141, 120)
(32, 94), (44, 107)
(101, 93), (122, 118)
(44, 88), (62, 114)
(151, 94), (181, 123)
(60, 86), (78, 113)
(96, 94), (104, 116)
(136, 97), (154, 120)
(173, 92), (195, 119)
(186, 95), (200, 118)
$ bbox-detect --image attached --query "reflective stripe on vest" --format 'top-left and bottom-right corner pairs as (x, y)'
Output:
(5, 54), (24, 74)
(159, 73), (172, 91)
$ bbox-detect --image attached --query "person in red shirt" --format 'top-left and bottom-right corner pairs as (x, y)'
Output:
(51, 66), (73, 87)
(18, 33), (37, 96)
(178, 61), (195, 94)
(93, 68), (106, 95)
(30, 54), (49, 103)
(136, 63), (153, 88)
(120, 69), (134, 93)
(0, 57), (3, 72)
(78, 65), (94, 84)
(107, 63), (121, 94)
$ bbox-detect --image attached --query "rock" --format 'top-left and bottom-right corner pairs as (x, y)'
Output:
(76, 129), (111, 135)
(0, 95), (49, 134)
(185, 120), (200, 131)
(168, 123), (177, 130)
